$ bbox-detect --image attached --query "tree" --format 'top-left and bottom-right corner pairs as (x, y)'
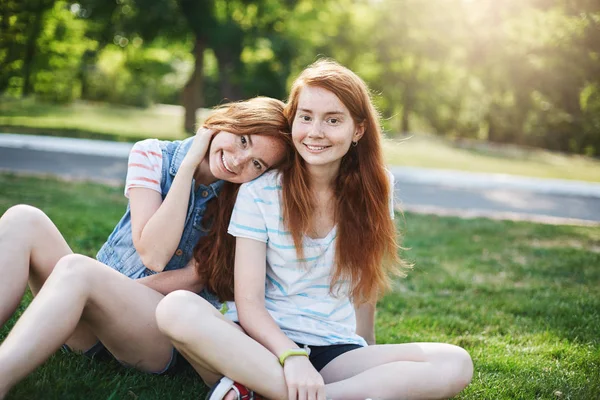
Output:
(116, 0), (295, 132)
(0, 0), (56, 95)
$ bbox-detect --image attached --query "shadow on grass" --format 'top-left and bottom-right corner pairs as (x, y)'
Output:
(7, 351), (209, 400)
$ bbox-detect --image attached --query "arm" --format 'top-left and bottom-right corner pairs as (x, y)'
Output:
(129, 129), (214, 272)
(135, 258), (204, 295)
(352, 171), (392, 345)
(235, 237), (326, 400)
(355, 302), (376, 345)
(235, 237), (298, 356)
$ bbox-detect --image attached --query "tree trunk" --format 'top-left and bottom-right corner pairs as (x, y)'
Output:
(0, 2), (15, 92)
(513, 91), (530, 145)
(79, 16), (114, 101)
(78, 50), (96, 100)
(400, 87), (411, 135)
(215, 48), (242, 101)
(486, 107), (499, 143)
(559, 86), (584, 152)
(400, 65), (418, 135)
(182, 36), (205, 134)
(22, 1), (50, 96)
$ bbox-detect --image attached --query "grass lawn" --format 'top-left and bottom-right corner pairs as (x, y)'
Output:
(0, 174), (598, 399)
(2, 98), (600, 183)
(0, 98), (190, 143)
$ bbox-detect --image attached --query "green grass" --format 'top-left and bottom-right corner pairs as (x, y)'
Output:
(383, 135), (600, 183)
(2, 97), (600, 182)
(1, 174), (598, 399)
(0, 98), (190, 143)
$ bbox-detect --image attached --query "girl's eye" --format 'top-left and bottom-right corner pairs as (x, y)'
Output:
(299, 115), (311, 122)
(240, 136), (248, 146)
(328, 118), (339, 124)
(253, 160), (262, 170)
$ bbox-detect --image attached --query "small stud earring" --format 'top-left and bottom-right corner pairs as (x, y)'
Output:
(352, 141), (358, 147)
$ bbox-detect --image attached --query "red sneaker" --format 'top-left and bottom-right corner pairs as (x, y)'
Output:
(206, 376), (264, 400)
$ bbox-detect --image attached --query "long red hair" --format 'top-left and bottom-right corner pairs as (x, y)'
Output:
(282, 60), (410, 304)
(194, 97), (292, 301)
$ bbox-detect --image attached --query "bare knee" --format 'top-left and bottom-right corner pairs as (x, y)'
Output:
(50, 254), (95, 291)
(438, 345), (473, 397)
(0, 205), (49, 232)
(155, 290), (217, 341)
(155, 290), (193, 336)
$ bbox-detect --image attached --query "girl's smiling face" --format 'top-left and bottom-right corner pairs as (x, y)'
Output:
(207, 131), (286, 184)
(292, 85), (364, 173)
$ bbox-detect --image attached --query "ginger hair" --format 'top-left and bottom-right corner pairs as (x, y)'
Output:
(282, 60), (410, 304)
(194, 97), (292, 301)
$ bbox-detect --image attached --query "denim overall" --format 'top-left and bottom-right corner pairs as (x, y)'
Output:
(96, 137), (222, 308)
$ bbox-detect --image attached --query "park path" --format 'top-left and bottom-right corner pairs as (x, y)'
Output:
(1, 133), (599, 226)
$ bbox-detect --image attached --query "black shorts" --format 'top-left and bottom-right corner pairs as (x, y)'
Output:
(296, 342), (363, 371)
(61, 342), (184, 375)
(232, 321), (363, 371)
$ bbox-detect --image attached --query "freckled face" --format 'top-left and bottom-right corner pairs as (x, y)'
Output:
(207, 131), (286, 184)
(292, 86), (363, 173)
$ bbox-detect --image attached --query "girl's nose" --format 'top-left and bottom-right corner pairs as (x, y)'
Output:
(307, 122), (324, 138)
(232, 152), (250, 167)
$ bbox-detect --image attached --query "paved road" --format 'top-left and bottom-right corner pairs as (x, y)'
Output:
(1, 134), (599, 225)
(395, 181), (599, 223)
(0, 146), (129, 184)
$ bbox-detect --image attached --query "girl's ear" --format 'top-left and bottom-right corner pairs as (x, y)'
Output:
(353, 122), (366, 143)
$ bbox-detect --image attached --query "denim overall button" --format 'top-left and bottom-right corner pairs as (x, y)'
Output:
(175, 249), (183, 256)
(201, 190), (209, 198)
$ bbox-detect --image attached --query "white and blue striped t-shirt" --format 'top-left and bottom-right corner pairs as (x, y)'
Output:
(225, 170), (395, 347)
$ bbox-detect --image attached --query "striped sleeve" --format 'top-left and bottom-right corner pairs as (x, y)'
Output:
(124, 139), (163, 198)
(228, 180), (269, 243)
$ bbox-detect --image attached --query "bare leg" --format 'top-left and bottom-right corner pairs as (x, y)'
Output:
(155, 291), (288, 400)
(0, 205), (72, 322)
(157, 291), (472, 400)
(0, 205), (97, 350)
(319, 343), (473, 400)
(0, 254), (174, 398)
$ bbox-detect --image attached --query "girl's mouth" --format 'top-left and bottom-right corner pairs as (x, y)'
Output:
(304, 143), (330, 152)
(221, 152), (235, 174)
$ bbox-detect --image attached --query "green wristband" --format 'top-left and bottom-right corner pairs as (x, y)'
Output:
(219, 303), (229, 315)
(279, 348), (309, 366)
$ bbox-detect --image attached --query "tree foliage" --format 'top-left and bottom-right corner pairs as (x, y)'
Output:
(1, 0), (599, 153)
